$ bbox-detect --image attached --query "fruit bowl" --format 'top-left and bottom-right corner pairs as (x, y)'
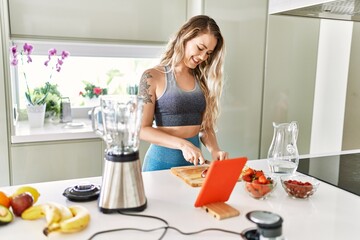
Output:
(280, 175), (320, 199)
(244, 176), (277, 200)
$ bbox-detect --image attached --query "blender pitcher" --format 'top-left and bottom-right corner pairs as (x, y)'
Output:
(92, 95), (147, 213)
(267, 121), (299, 176)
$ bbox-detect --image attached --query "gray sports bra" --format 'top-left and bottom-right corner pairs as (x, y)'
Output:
(154, 66), (206, 126)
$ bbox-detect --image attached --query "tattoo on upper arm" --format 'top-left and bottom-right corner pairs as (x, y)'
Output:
(139, 72), (153, 104)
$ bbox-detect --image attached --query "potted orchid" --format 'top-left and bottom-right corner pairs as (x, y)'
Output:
(10, 43), (69, 127)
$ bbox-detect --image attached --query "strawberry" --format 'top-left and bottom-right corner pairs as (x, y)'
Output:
(284, 180), (314, 198)
(243, 168), (255, 177)
(258, 175), (268, 184)
(242, 167), (255, 182)
(242, 175), (252, 182)
(254, 170), (264, 179)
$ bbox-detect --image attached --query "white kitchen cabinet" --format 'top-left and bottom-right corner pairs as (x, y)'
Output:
(0, 16), (10, 187)
(204, 0), (268, 159)
(343, 22), (360, 150)
(10, 139), (104, 185)
(9, 0), (186, 42)
(261, 16), (320, 157)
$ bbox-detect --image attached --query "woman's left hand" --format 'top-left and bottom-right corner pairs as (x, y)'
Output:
(212, 150), (228, 160)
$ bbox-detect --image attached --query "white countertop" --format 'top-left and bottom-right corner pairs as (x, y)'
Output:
(1, 159), (359, 239)
(12, 118), (100, 143)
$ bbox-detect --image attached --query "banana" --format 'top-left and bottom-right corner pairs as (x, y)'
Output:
(43, 203), (62, 226)
(13, 186), (40, 204)
(48, 202), (73, 222)
(21, 204), (46, 220)
(43, 205), (90, 236)
(21, 202), (62, 227)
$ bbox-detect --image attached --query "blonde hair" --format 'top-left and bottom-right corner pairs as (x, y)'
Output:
(159, 15), (225, 133)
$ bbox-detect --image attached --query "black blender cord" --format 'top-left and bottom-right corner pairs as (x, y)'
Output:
(87, 211), (244, 240)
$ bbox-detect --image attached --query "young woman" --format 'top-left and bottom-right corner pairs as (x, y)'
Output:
(139, 15), (228, 171)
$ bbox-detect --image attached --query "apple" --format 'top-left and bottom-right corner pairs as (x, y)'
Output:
(10, 192), (34, 217)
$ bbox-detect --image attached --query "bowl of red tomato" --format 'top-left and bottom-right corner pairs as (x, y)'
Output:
(280, 175), (320, 199)
(242, 167), (276, 200)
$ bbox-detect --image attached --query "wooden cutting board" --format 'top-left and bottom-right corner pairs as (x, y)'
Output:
(171, 164), (244, 188)
(170, 165), (209, 187)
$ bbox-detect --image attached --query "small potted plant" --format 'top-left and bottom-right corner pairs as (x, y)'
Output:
(79, 81), (108, 106)
(33, 83), (62, 121)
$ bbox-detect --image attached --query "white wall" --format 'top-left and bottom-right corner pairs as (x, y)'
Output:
(9, 0), (186, 43)
(310, 20), (353, 154)
(261, 15), (320, 157)
(204, 0), (268, 160)
(342, 22), (360, 150)
(187, 0), (203, 17)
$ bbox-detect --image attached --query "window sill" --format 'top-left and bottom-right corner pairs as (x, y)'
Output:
(12, 118), (101, 144)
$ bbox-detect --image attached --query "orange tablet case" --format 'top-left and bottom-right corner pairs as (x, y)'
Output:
(194, 157), (248, 207)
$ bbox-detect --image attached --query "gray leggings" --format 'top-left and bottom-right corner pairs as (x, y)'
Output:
(142, 135), (200, 172)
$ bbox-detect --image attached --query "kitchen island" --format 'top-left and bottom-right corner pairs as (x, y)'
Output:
(0, 158), (359, 240)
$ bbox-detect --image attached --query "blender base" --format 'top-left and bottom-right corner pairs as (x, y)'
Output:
(99, 199), (147, 213)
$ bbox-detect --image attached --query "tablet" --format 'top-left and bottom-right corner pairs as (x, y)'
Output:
(194, 157), (248, 207)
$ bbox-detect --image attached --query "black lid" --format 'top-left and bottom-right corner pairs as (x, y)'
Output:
(63, 182), (100, 202)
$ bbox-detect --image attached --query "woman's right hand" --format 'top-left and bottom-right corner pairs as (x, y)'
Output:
(180, 141), (205, 166)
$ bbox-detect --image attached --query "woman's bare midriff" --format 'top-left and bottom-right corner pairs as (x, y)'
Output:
(156, 125), (201, 139)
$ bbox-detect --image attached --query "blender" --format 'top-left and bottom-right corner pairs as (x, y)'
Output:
(92, 95), (147, 213)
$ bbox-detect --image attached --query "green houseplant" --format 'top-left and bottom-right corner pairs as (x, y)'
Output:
(33, 83), (62, 119)
(79, 81), (108, 99)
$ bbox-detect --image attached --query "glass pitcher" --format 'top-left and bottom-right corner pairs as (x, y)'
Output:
(267, 121), (299, 176)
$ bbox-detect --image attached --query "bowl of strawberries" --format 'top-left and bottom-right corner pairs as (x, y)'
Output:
(280, 174), (320, 199)
(242, 167), (277, 200)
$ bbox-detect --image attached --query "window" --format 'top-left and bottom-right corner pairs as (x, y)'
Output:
(11, 40), (163, 111)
